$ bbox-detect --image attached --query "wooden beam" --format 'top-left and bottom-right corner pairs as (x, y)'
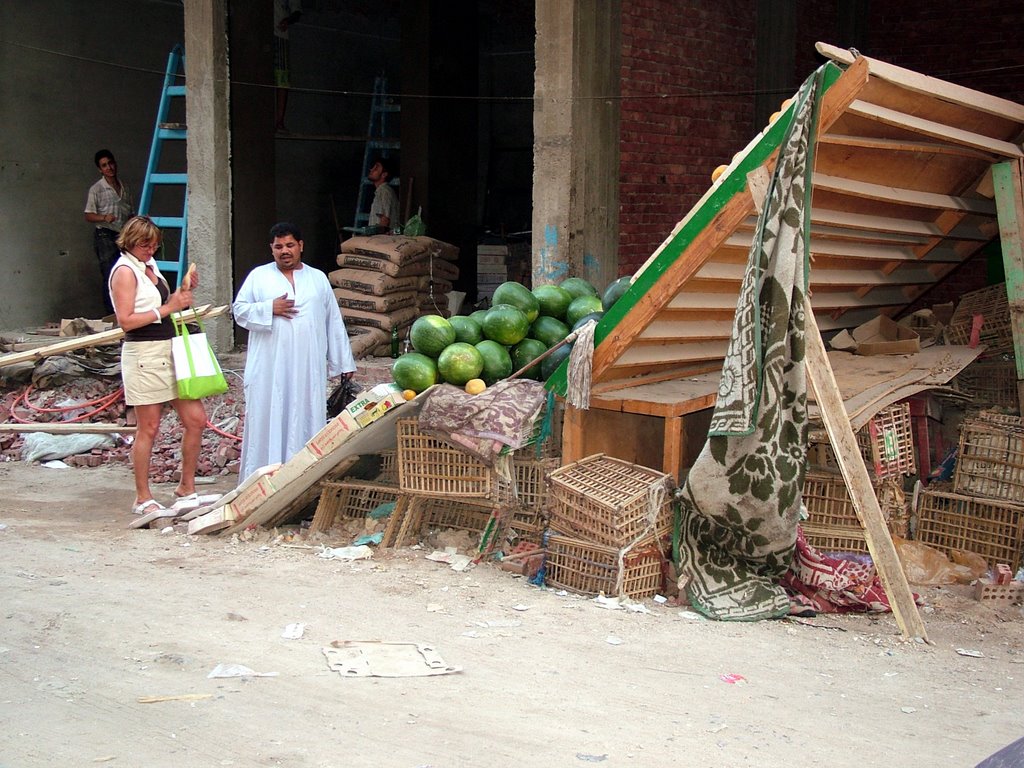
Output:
(592, 56), (869, 383)
(818, 133), (998, 162)
(813, 173), (998, 215)
(698, 261), (939, 287)
(803, 295), (928, 642)
(0, 423), (136, 434)
(847, 100), (1023, 158)
(591, 188), (755, 381)
(0, 305), (229, 368)
(816, 42), (1024, 124)
(992, 159), (1024, 413)
(806, 207), (990, 241)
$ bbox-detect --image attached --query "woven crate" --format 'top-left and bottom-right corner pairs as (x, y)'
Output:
(946, 283), (1014, 356)
(802, 470), (870, 554)
(310, 481), (399, 534)
(958, 359), (1020, 412)
(547, 454), (673, 547)
(506, 456), (559, 535)
(916, 489), (1024, 571)
(420, 497), (495, 535)
(376, 450), (398, 484)
(396, 418), (500, 499)
(953, 417), (1024, 502)
(544, 531), (665, 599)
(857, 403), (915, 479)
(801, 470), (904, 553)
(810, 403), (915, 479)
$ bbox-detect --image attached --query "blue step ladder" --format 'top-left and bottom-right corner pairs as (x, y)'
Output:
(352, 75), (401, 232)
(139, 45), (188, 286)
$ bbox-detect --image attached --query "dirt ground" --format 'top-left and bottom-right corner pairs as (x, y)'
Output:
(0, 460), (1021, 768)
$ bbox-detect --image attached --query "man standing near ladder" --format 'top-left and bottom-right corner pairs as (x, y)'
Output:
(84, 149), (135, 313)
(368, 156), (399, 232)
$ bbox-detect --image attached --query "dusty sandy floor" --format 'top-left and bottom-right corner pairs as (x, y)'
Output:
(1, 460), (1021, 768)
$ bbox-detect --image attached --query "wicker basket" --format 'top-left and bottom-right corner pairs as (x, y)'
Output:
(858, 403), (916, 479)
(947, 283), (1014, 356)
(309, 480), (400, 534)
(810, 403), (915, 480)
(802, 470), (870, 554)
(420, 497), (496, 535)
(957, 359), (1020, 412)
(547, 454), (673, 547)
(376, 450), (398, 484)
(396, 418), (501, 499)
(916, 489), (1024, 571)
(544, 531), (666, 598)
(800, 470), (905, 554)
(504, 456), (557, 535)
(953, 417), (1024, 503)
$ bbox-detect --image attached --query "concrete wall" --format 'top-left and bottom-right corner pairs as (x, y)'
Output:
(0, 0), (184, 327)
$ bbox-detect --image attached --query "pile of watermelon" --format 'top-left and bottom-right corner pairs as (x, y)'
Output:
(391, 276), (633, 393)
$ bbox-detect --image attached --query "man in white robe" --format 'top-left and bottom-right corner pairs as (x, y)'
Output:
(233, 222), (356, 482)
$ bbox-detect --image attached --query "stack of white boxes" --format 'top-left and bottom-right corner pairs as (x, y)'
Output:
(477, 243), (508, 304)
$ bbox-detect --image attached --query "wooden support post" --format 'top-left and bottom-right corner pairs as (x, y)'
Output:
(803, 296), (928, 642)
(663, 415), (685, 483)
(991, 159), (1024, 415)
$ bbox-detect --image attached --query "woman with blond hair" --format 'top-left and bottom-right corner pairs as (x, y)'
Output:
(109, 216), (207, 518)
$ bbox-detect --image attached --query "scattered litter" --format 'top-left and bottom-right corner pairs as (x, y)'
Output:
(0, 524), (7, 531)
(605, 635), (623, 646)
(592, 594), (652, 613)
(461, 630), (479, 638)
(653, 594), (668, 604)
(324, 641), (461, 678)
(353, 532), (384, 547)
(317, 544), (373, 561)
(207, 663), (279, 679)
(424, 549), (473, 571)
(512, 604), (531, 612)
(901, 706), (917, 714)
(160, 526), (174, 534)
(426, 603), (444, 613)
(719, 673), (746, 685)
(41, 460), (70, 469)
(576, 754), (608, 763)
(137, 693), (214, 704)
(281, 623), (305, 640)
(22, 432), (115, 462)
(92, 756), (117, 763)
(678, 610), (705, 621)
(956, 648), (984, 658)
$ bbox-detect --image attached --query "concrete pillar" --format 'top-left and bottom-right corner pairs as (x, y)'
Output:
(184, 0), (233, 351)
(532, 0), (620, 290)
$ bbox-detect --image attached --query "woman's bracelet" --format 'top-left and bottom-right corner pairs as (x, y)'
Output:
(152, 308), (162, 324)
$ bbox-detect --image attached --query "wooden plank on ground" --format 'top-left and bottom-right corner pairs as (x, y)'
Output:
(992, 159), (1024, 413)
(804, 295), (928, 642)
(0, 305), (229, 368)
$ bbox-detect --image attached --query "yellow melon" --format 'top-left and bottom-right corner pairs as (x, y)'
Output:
(465, 378), (486, 396)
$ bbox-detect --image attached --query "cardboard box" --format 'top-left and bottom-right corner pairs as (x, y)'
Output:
(232, 474), (278, 520)
(344, 383), (406, 428)
(830, 314), (920, 356)
(306, 410), (361, 458)
(350, 391), (406, 428)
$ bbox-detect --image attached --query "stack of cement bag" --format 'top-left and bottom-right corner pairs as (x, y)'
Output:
(330, 235), (460, 357)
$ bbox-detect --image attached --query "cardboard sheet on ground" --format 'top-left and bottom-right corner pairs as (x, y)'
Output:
(190, 398), (420, 535)
(323, 641), (461, 677)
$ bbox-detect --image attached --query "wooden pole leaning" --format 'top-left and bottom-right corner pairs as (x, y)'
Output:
(803, 295), (929, 642)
